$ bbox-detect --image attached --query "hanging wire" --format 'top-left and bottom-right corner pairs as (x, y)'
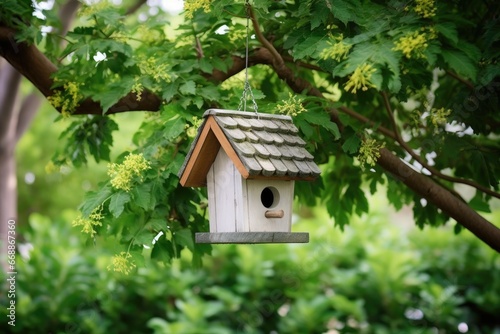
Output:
(238, 0), (258, 113)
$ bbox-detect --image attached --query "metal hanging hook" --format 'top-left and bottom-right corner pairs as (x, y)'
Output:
(238, 0), (258, 114)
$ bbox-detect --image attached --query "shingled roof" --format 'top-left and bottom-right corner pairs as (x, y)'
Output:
(178, 109), (321, 187)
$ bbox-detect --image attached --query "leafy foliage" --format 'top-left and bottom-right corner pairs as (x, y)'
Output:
(2, 209), (499, 333)
(4, 0), (500, 262)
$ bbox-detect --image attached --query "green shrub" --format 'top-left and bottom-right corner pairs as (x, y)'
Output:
(1, 206), (499, 334)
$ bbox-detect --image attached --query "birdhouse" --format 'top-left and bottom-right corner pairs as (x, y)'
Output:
(178, 109), (320, 243)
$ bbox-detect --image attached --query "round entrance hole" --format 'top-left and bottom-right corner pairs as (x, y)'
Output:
(261, 187), (280, 208)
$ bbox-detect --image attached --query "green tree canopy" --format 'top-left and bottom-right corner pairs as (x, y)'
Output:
(1, 0), (499, 265)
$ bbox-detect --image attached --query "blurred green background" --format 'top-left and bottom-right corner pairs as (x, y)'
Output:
(1, 94), (499, 334)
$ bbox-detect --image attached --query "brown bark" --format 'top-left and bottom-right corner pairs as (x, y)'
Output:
(377, 148), (500, 252)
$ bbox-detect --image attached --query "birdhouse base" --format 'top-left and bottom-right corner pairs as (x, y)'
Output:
(195, 232), (309, 244)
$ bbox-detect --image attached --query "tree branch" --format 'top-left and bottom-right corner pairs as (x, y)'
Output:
(339, 105), (397, 140)
(378, 147), (500, 252)
(446, 70), (474, 90)
(125, 0), (147, 16)
(382, 91), (500, 200)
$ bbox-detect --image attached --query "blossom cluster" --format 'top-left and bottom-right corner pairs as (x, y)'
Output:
(72, 205), (104, 237)
(393, 30), (429, 59)
(107, 252), (136, 275)
(344, 63), (377, 93)
(47, 81), (82, 117)
(414, 0), (437, 18)
(276, 93), (307, 117)
(79, 0), (110, 17)
(320, 35), (352, 62)
(107, 153), (150, 192)
(137, 56), (171, 83)
(131, 79), (144, 101)
(184, 0), (211, 19)
(358, 138), (385, 168)
(185, 116), (203, 138)
(429, 107), (451, 127)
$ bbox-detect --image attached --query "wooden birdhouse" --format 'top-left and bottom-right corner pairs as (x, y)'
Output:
(178, 109), (321, 243)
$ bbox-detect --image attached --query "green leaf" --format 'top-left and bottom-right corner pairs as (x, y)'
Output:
(441, 49), (477, 80)
(329, 0), (355, 26)
(199, 85), (220, 101)
(146, 218), (167, 231)
(109, 191), (131, 217)
(179, 80), (196, 95)
(163, 117), (186, 140)
(151, 236), (174, 263)
(162, 81), (179, 102)
(199, 57), (214, 73)
(132, 229), (154, 246)
(468, 193), (491, 213)
(80, 184), (113, 217)
(293, 35), (325, 60)
(436, 22), (459, 45)
(93, 76), (136, 114)
(342, 133), (361, 155)
(174, 228), (195, 252)
(132, 183), (153, 210)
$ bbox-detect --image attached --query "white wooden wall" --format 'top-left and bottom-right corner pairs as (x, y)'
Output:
(245, 179), (294, 232)
(207, 149), (247, 232)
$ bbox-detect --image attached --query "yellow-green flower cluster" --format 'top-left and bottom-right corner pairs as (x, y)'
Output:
(320, 35), (352, 62)
(414, 0), (437, 18)
(393, 31), (429, 59)
(72, 206), (104, 237)
(276, 92), (307, 117)
(131, 79), (144, 101)
(229, 28), (247, 44)
(358, 138), (385, 167)
(107, 252), (136, 275)
(137, 57), (170, 83)
(185, 116), (203, 138)
(45, 160), (59, 174)
(47, 81), (82, 118)
(79, 0), (111, 17)
(184, 0), (211, 19)
(107, 153), (150, 192)
(429, 107), (451, 127)
(344, 63), (377, 93)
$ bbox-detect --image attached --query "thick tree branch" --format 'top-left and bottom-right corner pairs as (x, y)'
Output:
(382, 91), (500, 200)
(0, 28), (163, 115)
(378, 148), (500, 252)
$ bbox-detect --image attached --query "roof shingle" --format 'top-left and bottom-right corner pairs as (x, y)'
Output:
(206, 109), (320, 179)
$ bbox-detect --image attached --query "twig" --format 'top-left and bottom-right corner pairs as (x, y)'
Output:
(382, 91), (500, 200)
(446, 70), (474, 90)
(248, 6), (284, 68)
(339, 105), (397, 140)
(282, 55), (324, 72)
